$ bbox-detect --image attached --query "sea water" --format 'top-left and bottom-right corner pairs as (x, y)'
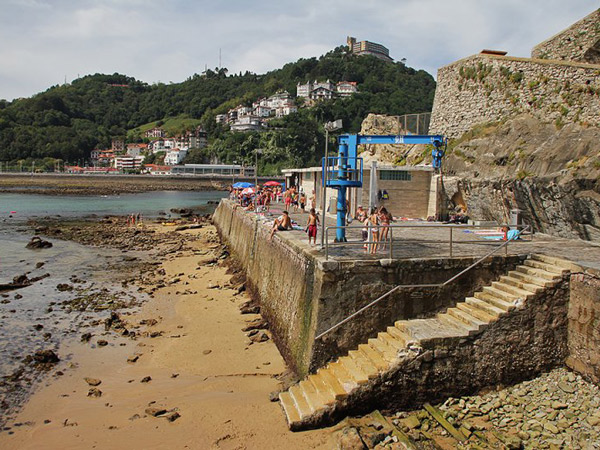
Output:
(0, 190), (226, 220)
(0, 190), (226, 418)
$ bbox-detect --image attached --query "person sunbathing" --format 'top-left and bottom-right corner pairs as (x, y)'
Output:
(269, 210), (292, 239)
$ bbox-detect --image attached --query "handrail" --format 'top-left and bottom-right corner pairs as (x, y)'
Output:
(314, 225), (530, 340)
(323, 222), (533, 260)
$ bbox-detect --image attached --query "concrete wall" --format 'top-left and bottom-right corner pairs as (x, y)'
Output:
(214, 199), (524, 376)
(532, 9), (600, 63)
(356, 168), (432, 218)
(567, 267), (600, 384)
(430, 54), (600, 138)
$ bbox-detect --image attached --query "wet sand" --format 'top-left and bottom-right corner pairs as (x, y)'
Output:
(0, 224), (332, 449)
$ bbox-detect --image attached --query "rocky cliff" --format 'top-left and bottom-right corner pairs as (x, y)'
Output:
(357, 113), (600, 242)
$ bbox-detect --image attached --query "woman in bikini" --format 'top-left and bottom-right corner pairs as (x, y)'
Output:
(367, 207), (379, 254)
(378, 207), (392, 249)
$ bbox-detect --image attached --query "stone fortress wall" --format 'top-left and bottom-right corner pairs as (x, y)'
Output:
(532, 9), (600, 63)
(430, 9), (600, 138)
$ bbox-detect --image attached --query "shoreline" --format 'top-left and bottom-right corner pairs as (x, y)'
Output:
(0, 174), (230, 196)
(0, 216), (333, 449)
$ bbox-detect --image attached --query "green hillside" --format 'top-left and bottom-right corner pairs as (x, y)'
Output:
(0, 46), (436, 173)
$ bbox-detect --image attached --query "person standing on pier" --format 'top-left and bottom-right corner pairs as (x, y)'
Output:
(305, 208), (320, 246)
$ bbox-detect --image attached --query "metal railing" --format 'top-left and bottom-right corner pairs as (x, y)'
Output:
(315, 225), (531, 340)
(323, 223), (532, 260)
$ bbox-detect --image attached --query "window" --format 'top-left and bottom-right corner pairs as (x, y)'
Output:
(379, 170), (412, 181)
(304, 172), (313, 180)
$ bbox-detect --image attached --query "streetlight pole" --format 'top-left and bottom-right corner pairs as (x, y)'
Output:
(320, 120), (342, 249)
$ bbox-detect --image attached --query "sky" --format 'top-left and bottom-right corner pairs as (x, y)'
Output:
(0, 0), (598, 101)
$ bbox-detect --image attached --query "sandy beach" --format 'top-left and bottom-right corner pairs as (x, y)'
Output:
(0, 222), (332, 449)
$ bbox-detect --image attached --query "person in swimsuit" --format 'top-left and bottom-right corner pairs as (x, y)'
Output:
(367, 207), (379, 254)
(305, 208), (320, 246)
(378, 207), (392, 249)
(284, 189), (292, 209)
(269, 210), (292, 239)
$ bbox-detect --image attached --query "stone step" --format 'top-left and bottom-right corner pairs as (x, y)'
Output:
(289, 384), (313, 418)
(377, 331), (404, 351)
(481, 285), (518, 303)
(308, 373), (338, 405)
(398, 319), (464, 345)
(396, 319), (437, 341)
(492, 280), (536, 297)
(319, 368), (350, 398)
(446, 307), (489, 329)
(437, 312), (482, 336)
(340, 355), (371, 383)
(473, 290), (515, 311)
(515, 265), (559, 281)
(508, 270), (554, 287)
(531, 254), (579, 272)
(299, 380), (328, 412)
(348, 350), (381, 379)
(456, 301), (497, 323)
(523, 258), (567, 274)
(328, 362), (359, 394)
(358, 343), (390, 370)
(500, 274), (545, 292)
(386, 326), (413, 346)
(279, 391), (302, 427)
(368, 337), (397, 361)
(466, 297), (506, 318)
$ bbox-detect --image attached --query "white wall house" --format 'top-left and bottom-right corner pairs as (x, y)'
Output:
(164, 149), (188, 165)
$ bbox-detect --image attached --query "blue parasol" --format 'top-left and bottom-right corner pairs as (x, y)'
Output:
(232, 182), (254, 188)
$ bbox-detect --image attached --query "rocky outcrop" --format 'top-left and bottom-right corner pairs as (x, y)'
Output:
(25, 236), (53, 249)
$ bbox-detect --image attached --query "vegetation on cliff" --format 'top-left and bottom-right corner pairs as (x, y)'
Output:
(0, 47), (436, 173)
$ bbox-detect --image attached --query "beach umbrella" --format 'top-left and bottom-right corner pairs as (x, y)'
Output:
(241, 187), (256, 195)
(232, 181), (254, 189)
(263, 181), (281, 186)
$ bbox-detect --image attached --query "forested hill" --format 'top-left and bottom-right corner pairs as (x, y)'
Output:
(0, 46), (436, 173)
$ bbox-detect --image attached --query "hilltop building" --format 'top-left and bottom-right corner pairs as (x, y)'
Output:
(296, 80), (358, 101)
(217, 91), (297, 131)
(347, 36), (393, 62)
(144, 127), (165, 138)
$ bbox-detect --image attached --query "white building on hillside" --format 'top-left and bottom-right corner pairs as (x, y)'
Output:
(164, 148), (188, 165)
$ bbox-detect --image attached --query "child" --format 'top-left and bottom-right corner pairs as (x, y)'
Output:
(305, 208), (320, 246)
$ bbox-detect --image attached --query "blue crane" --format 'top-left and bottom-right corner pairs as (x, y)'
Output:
(322, 134), (446, 242)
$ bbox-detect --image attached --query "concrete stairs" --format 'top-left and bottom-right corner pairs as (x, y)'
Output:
(279, 254), (574, 430)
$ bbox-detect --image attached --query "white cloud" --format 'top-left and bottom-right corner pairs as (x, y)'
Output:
(0, 0), (597, 100)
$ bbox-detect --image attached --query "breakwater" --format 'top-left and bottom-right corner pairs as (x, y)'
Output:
(213, 200), (525, 376)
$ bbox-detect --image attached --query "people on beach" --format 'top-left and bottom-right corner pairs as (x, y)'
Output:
(309, 190), (316, 210)
(269, 210), (292, 239)
(299, 192), (306, 212)
(305, 208), (320, 246)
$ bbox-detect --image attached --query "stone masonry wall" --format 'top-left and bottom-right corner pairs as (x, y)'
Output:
(531, 9), (600, 63)
(213, 200), (320, 376)
(567, 267), (600, 384)
(312, 276), (570, 428)
(309, 255), (523, 372)
(430, 54), (600, 138)
(213, 200), (524, 376)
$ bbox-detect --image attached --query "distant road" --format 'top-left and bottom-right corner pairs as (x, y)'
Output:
(0, 173), (281, 196)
